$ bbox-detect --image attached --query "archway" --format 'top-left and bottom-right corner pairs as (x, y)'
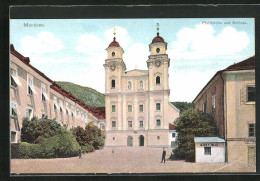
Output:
(139, 135), (144, 146)
(127, 136), (133, 146)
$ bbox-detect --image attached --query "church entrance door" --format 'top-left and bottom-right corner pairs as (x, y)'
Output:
(139, 135), (144, 146)
(127, 136), (133, 146)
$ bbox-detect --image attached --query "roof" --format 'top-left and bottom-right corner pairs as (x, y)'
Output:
(10, 44), (102, 120)
(193, 56), (255, 103)
(225, 56), (255, 70)
(194, 137), (225, 143)
(108, 37), (120, 48)
(92, 107), (106, 119)
(169, 123), (176, 130)
(152, 33), (165, 44)
(10, 44), (53, 84)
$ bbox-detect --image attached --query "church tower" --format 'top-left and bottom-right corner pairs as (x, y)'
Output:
(147, 23), (170, 91)
(104, 28), (126, 131)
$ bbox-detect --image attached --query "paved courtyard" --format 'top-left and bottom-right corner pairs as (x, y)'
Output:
(11, 147), (255, 174)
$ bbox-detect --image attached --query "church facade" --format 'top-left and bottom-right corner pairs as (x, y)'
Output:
(104, 29), (180, 147)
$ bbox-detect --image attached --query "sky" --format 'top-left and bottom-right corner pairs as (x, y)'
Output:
(10, 18), (255, 102)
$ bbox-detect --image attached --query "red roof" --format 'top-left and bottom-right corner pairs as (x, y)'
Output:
(108, 37), (120, 48)
(92, 107), (106, 119)
(225, 56), (255, 70)
(152, 33), (165, 44)
(169, 123), (176, 130)
(10, 44), (102, 120)
(10, 44), (53, 84)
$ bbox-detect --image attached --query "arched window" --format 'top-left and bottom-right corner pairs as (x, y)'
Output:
(140, 80), (143, 89)
(111, 79), (115, 88)
(156, 76), (160, 85)
(128, 81), (132, 90)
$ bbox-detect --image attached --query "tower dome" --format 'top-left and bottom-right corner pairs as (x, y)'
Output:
(108, 37), (120, 48)
(151, 32), (165, 44)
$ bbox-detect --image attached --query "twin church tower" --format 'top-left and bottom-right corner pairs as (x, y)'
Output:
(103, 25), (179, 147)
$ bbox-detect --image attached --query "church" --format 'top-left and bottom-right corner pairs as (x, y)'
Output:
(104, 26), (180, 147)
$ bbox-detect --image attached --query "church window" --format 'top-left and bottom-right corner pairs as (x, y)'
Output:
(249, 123), (255, 137)
(128, 81), (132, 90)
(112, 52), (115, 57)
(139, 105), (143, 112)
(156, 119), (161, 127)
(139, 121), (143, 128)
(247, 86), (255, 102)
(212, 94), (216, 109)
(140, 80), (143, 89)
(156, 48), (160, 53)
(54, 104), (57, 112)
(128, 105), (132, 112)
(156, 103), (161, 111)
(157, 136), (160, 140)
(156, 76), (160, 85)
(203, 100), (207, 113)
(111, 79), (115, 88)
(112, 105), (116, 112)
(128, 121), (132, 128)
(112, 121), (116, 127)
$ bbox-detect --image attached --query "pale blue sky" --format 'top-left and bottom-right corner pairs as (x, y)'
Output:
(10, 18), (255, 102)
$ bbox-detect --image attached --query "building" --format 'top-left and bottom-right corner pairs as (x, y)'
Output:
(10, 44), (105, 143)
(193, 56), (255, 164)
(169, 123), (178, 148)
(194, 137), (225, 163)
(104, 28), (180, 147)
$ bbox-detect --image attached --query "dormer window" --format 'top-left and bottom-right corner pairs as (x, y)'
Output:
(156, 76), (160, 85)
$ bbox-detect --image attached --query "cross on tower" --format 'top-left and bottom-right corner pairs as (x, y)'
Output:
(113, 27), (116, 41)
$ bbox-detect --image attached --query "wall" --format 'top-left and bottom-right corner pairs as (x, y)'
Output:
(195, 143), (225, 163)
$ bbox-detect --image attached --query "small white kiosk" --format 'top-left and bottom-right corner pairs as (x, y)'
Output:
(194, 137), (225, 163)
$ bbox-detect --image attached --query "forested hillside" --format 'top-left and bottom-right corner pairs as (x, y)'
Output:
(56, 81), (105, 107)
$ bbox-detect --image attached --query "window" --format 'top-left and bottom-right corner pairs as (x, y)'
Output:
(112, 121), (116, 127)
(42, 87), (46, 102)
(42, 114), (47, 119)
(111, 79), (115, 88)
(11, 102), (18, 117)
(140, 121), (143, 128)
(249, 124), (255, 137)
(204, 147), (211, 155)
(11, 131), (17, 143)
(71, 112), (74, 119)
(156, 76), (160, 85)
(113, 137), (115, 140)
(54, 104), (57, 112)
(203, 101), (207, 113)
(157, 136), (160, 140)
(140, 80), (143, 89)
(172, 133), (176, 138)
(139, 105), (143, 112)
(156, 48), (160, 53)
(128, 105), (132, 112)
(11, 76), (17, 87)
(212, 94), (216, 109)
(27, 76), (34, 95)
(66, 110), (69, 115)
(248, 86), (255, 102)
(128, 81), (132, 90)
(26, 108), (33, 120)
(156, 119), (161, 127)
(156, 103), (161, 111)
(112, 105), (116, 112)
(128, 121), (132, 128)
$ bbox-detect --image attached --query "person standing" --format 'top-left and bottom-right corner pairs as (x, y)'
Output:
(161, 148), (166, 163)
(79, 148), (82, 159)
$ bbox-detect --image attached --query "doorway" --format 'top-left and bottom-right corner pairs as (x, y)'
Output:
(139, 135), (144, 146)
(127, 136), (133, 146)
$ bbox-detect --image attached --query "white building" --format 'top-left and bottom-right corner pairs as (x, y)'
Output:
(195, 137), (225, 163)
(169, 123), (178, 148)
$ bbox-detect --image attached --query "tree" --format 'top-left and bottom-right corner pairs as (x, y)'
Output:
(171, 102), (194, 113)
(171, 108), (218, 162)
(21, 117), (65, 144)
(71, 126), (88, 146)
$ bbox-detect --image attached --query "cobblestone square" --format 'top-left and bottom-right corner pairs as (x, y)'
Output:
(11, 147), (256, 174)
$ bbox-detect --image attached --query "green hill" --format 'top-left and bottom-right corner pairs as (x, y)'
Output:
(171, 102), (194, 113)
(56, 81), (105, 107)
